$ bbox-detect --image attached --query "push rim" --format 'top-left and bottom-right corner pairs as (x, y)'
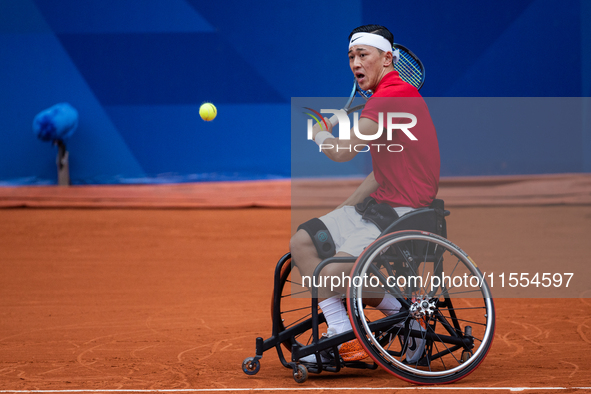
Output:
(350, 231), (494, 379)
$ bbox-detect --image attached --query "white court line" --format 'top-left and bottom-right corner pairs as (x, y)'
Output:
(1, 389), (590, 392)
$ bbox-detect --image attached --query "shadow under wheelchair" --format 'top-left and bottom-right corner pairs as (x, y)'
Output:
(242, 199), (495, 385)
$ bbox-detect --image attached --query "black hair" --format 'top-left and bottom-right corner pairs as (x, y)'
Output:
(348, 24), (394, 47)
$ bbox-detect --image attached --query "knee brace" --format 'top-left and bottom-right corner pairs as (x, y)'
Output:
(297, 218), (336, 259)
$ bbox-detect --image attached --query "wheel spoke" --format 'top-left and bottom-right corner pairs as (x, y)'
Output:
(284, 311), (312, 329)
(445, 306), (486, 311)
(286, 279), (303, 287)
(282, 289), (309, 298)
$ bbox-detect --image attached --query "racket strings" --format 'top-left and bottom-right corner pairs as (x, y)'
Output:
(399, 52), (422, 73)
(396, 64), (421, 87)
(395, 62), (422, 87)
(394, 51), (423, 89)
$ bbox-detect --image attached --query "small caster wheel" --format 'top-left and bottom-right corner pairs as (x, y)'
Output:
(293, 364), (308, 383)
(461, 350), (473, 363)
(242, 357), (260, 375)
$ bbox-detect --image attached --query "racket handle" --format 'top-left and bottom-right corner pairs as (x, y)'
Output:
(329, 114), (339, 126)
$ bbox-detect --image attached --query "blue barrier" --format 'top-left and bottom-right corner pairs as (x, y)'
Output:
(0, 0), (588, 185)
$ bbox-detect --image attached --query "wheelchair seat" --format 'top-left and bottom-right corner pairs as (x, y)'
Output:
(380, 198), (450, 238)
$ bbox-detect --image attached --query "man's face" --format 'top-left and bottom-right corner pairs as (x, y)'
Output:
(349, 45), (388, 91)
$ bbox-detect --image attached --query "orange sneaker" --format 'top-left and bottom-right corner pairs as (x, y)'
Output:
(338, 339), (368, 361)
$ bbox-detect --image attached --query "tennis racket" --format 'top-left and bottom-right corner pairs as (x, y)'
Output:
(328, 43), (425, 126)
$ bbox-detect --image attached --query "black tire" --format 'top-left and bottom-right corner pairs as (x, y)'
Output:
(346, 230), (495, 384)
(293, 364), (308, 383)
(242, 357), (260, 375)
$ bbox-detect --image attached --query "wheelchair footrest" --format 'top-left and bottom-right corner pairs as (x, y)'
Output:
(301, 359), (378, 373)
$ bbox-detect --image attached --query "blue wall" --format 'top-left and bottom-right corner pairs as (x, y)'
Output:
(0, 0), (588, 184)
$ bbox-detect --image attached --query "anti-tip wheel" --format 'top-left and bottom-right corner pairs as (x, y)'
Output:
(242, 357), (260, 375)
(293, 364), (308, 383)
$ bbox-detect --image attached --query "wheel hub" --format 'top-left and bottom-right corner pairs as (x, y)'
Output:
(409, 295), (436, 318)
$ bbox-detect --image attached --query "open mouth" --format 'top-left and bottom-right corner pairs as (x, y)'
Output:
(355, 73), (366, 82)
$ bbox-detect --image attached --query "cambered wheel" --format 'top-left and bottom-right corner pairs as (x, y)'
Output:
(347, 230), (495, 385)
(271, 258), (327, 353)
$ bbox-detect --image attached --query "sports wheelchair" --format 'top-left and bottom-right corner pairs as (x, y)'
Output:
(242, 199), (495, 385)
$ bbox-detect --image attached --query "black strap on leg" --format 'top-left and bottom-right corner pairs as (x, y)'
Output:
(297, 218), (336, 259)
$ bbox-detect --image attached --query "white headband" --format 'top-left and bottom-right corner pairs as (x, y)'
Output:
(348, 32), (399, 64)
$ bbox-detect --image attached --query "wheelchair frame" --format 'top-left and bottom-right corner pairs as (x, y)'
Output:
(242, 199), (495, 384)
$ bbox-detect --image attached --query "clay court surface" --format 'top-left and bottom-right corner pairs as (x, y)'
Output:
(1, 198), (591, 392)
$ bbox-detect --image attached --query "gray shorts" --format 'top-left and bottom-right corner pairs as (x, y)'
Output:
(319, 205), (414, 256)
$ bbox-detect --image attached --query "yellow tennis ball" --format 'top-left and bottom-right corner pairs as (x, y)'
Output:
(199, 102), (217, 121)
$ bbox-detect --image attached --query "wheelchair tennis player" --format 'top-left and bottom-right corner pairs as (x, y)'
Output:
(290, 24), (440, 364)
